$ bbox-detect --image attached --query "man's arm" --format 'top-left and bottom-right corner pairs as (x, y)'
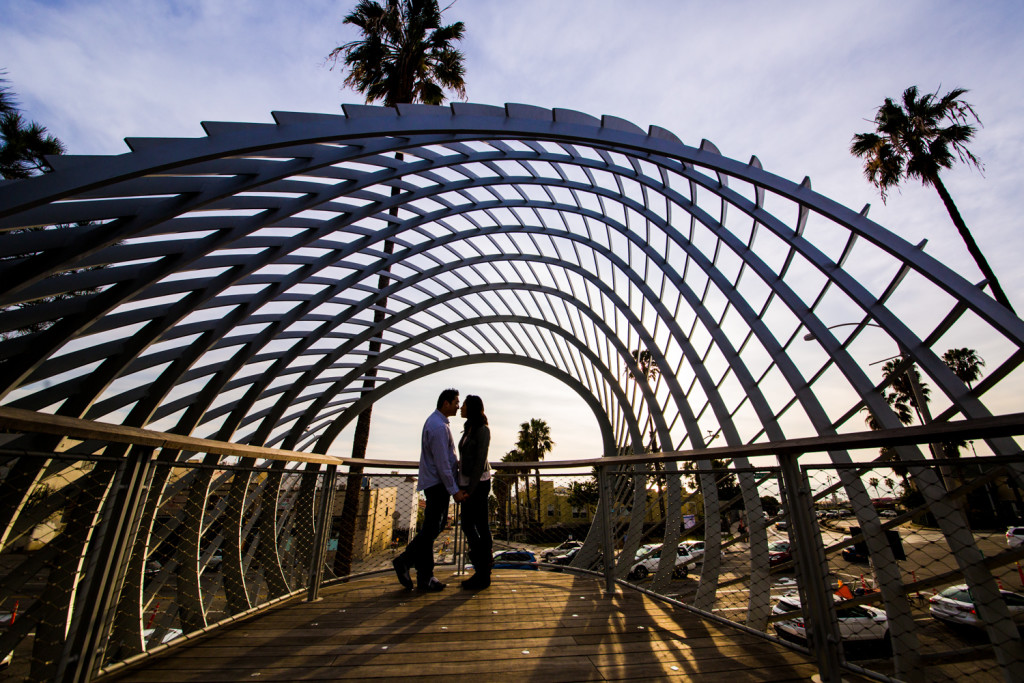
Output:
(426, 419), (459, 495)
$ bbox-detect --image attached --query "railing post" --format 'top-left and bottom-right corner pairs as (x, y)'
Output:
(56, 445), (156, 683)
(597, 464), (616, 594)
(453, 503), (464, 574)
(778, 451), (844, 683)
(307, 464), (337, 602)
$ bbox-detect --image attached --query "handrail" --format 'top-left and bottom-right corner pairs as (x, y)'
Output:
(0, 406), (413, 469)
(3, 405), (1022, 472)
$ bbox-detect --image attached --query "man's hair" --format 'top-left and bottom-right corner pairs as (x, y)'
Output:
(436, 388), (459, 410)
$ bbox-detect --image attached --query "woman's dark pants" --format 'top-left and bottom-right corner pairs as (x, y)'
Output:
(461, 479), (492, 578)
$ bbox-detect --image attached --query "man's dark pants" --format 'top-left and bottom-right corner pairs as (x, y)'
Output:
(461, 479), (492, 577)
(397, 483), (450, 586)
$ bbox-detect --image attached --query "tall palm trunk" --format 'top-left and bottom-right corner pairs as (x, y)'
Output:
(333, 176), (400, 576)
(931, 174), (1014, 313)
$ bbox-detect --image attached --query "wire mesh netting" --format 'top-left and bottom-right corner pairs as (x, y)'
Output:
(3, 447), (1024, 681)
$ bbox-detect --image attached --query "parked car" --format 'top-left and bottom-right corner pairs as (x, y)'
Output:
(879, 509), (897, 518)
(929, 584), (1024, 629)
(491, 549), (538, 570)
(549, 547), (579, 571)
(144, 560), (163, 580)
(628, 544), (689, 580)
(1006, 527), (1024, 549)
(768, 541), (792, 567)
(772, 593), (890, 658)
(775, 520), (789, 531)
(634, 543), (661, 560)
(678, 540), (705, 562)
(542, 540), (582, 562)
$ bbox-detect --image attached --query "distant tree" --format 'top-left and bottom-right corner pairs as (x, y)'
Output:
(760, 495), (781, 516)
(851, 86), (1013, 312)
(868, 477), (880, 498)
(630, 347), (665, 517)
(942, 347), (986, 390)
(683, 459), (740, 515)
(0, 75), (101, 342)
(567, 479), (600, 516)
(501, 448), (528, 529)
(0, 74), (65, 180)
(517, 418), (554, 525)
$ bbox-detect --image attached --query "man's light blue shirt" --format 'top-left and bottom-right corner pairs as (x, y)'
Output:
(418, 409), (458, 494)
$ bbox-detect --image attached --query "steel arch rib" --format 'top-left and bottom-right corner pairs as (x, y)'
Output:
(3, 103), (1024, 671)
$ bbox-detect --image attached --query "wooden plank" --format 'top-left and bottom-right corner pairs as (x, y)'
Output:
(100, 573), (869, 682)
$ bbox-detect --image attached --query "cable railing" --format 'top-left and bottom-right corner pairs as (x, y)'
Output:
(2, 408), (1024, 681)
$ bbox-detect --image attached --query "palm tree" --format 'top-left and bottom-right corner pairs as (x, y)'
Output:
(0, 76), (107, 343)
(863, 359), (922, 485)
(327, 0), (467, 107)
(942, 348), (986, 390)
(327, 0), (467, 576)
(629, 349), (661, 449)
(517, 418), (554, 525)
(868, 477), (880, 499)
(851, 86), (1013, 313)
(501, 448), (527, 532)
(630, 348), (665, 518)
(0, 75), (65, 180)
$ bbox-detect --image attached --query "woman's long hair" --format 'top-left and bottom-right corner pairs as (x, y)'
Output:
(463, 394), (488, 431)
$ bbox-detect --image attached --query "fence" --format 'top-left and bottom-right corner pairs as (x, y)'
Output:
(1, 409), (1024, 682)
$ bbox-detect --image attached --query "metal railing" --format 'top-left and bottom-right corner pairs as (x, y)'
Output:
(2, 407), (1024, 682)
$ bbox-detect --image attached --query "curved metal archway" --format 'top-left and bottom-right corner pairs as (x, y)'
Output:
(3, 101), (1024, 678)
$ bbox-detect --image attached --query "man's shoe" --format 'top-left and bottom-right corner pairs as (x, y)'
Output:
(392, 558), (413, 590)
(461, 574), (490, 590)
(419, 577), (446, 592)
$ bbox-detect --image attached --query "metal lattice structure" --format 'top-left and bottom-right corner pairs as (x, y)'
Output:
(3, 102), (1024, 681)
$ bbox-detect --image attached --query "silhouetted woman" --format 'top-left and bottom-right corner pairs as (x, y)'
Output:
(458, 394), (492, 589)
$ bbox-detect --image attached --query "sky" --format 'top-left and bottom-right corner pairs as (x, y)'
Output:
(2, 0), (1023, 464)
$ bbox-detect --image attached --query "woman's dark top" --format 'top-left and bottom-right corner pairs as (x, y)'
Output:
(458, 424), (491, 495)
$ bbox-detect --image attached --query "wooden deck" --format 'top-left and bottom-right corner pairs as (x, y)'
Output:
(101, 570), (852, 682)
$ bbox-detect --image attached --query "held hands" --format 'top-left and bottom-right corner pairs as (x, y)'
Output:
(453, 490), (469, 503)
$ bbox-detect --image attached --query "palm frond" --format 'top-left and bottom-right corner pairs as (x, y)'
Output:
(328, 0), (466, 106)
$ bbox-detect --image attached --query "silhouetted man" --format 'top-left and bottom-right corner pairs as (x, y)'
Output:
(392, 388), (467, 591)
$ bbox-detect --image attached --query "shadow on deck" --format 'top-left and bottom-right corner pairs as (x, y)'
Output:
(100, 570), (856, 681)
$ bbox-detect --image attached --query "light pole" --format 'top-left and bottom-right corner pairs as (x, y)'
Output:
(803, 322), (932, 428)
(804, 322), (956, 491)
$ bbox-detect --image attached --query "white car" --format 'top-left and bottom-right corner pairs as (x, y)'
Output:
(772, 593), (890, 657)
(1006, 527), (1024, 549)
(542, 540), (582, 561)
(929, 584), (1024, 629)
(678, 540), (705, 562)
(628, 544), (689, 580)
(633, 543), (661, 560)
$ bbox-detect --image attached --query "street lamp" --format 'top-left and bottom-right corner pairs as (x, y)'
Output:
(805, 320), (956, 488)
(803, 322), (932, 425)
